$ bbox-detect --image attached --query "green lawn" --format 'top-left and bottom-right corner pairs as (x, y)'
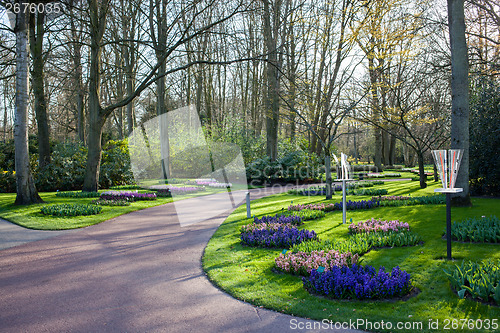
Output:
(0, 186), (232, 230)
(203, 180), (500, 333)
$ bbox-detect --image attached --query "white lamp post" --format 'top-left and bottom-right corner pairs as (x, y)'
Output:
(335, 153), (353, 224)
(432, 149), (464, 260)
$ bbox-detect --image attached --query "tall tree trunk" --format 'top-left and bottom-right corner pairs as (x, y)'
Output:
(389, 134), (396, 165)
(368, 57), (383, 171)
(263, 0), (280, 161)
(448, 0), (470, 205)
(70, 10), (85, 144)
(3, 82), (7, 142)
(416, 149), (427, 189)
(14, 7), (43, 204)
(382, 131), (390, 165)
(82, 0), (107, 192)
(29, 11), (50, 168)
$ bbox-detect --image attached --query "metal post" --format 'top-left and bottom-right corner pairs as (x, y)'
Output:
(246, 192), (251, 219)
(342, 179), (347, 224)
(446, 193), (452, 260)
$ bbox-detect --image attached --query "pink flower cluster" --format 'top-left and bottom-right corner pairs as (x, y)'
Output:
(241, 222), (295, 233)
(372, 195), (410, 201)
(288, 203), (335, 211)
(348, 218), (410, 234)
(275, 250), (359, 276)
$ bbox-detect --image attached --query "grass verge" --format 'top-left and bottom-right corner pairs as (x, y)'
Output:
(0, 187), (227, 230)
(203, 180), (500, 333)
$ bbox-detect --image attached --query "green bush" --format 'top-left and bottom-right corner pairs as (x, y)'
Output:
(40, 203), (102, 217)
(246, 151), (321, 185)
(449, 216), (499, 243)
(35, 142), (87, 192)
(444, 259), (500, 305)
(98, 140), (134, 188)
(55, 191), (101, 198)
(0, 170), (16, 193)
(469, 76), (500, 196)
(27, 139), (134, 192)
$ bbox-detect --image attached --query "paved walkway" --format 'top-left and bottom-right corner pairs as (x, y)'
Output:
(0, 187), (362, 333)
(0, 218), (74, 250)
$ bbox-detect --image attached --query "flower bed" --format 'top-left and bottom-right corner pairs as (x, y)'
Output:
(444, 259), (500, 305)
(100, 191), (157, 201)
(349, 188), (388, 196)
(240, 222), (317, 248)
(374, 195), (411, 201)
(209, 182), (232, 188)
(330, 200), (380, 211)
(170, 186), (205, 194)
(287, 200), (379, 213)
(289, 186), (331, 196)
(41, 203), (102, 217)
(372, 195), (445, 207)
(291, 238), (371, 256)
(367, 173), (385, 178)
(288, 203), (329, 212)
(291, 230), (421, 255)
(55, 191), (100, 198)
(90, 199), (130, 206)
(286, 209), (326, 221)
(303, 264), (413, 300)
(349, 218), (410, 234)
(254, 214), (303, 226)
(449, 216), (499, 243)
(289, 182), (380, 196)
(384, 173), (401, 177)
(275, 250), (359, 275)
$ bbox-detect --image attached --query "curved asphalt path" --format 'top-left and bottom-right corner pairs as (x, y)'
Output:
(0, 187), (363, 333)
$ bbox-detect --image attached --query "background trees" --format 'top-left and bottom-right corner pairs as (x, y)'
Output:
(0, 0), (497, 198)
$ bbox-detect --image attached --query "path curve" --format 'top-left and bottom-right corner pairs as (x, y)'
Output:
(0, 187), (363, 333)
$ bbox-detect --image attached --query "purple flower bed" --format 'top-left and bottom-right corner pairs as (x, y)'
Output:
(240, 222), (317, 248)
(372, 195), (410, 201)
(275, 250), (359, 276)
(196, 181), (215, 186)
(153, 186), (205, 197)
(331, 200), (379, 211)
(288, 203), (331, 212)
(349, 218), (410, 234)
(170, 186), (205, 194)
(254, 214), (303, 226)
(303, 264), (413, 300)
(287, 200), (379, 213)
(100, 191), (157, 201)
